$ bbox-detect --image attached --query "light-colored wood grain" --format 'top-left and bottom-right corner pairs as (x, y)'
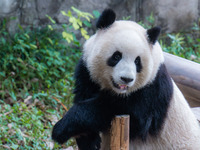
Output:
(110, 116), (121, 150)
(110, 115), (130, 150)
(120, 116), (129, 150)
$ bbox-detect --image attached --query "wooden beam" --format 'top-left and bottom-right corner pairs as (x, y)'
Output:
(164, 52), (200, 107)
(110, 115), (130, 150)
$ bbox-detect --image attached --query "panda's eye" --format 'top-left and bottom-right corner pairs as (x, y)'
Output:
(107, 51), (122, 67)
(134, 56), (140, 65)
(113, 51), (122, 61)
(135, 56), (142, 73)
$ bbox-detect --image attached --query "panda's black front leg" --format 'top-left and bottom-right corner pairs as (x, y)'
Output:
(52, 98), (113, 149)
(76, 133), (101, 150)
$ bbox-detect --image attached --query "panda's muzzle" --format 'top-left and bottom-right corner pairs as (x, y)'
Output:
(111, 77), (130, 91)
(120, 77), (133, 83)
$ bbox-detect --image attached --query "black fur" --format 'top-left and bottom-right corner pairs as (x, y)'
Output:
(107, 51), (122, 67)
(73, 59), (100, 103)
(96, 9), (116, 29)
(147, 27), (161, 44)
(135, 56), (142, 73)
(76, 133), (101, 150)
(52, 59), (173, 150)
(120, 77), (133, 83)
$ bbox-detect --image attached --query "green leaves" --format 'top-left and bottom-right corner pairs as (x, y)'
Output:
(46, 15), (56, 24)
(0, 23), (81, 104)
(80, 28), (89, 39)
(0, 102), (52, 149)
(161, 32), (200, 63)
(137, 12), (200, 63)
(62, 32), (73, 43)
(69, 16), (81, 30)
(167, 33), (185, 54)
(47, 7), (95, 44)
(71, 6), (93, 21)
(60, 7), (94, 42)
(93, 10), (101, 19)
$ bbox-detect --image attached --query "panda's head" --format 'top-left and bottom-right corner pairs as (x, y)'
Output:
(83, 9), (164, 95)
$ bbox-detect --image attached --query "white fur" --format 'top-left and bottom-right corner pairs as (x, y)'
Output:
(83, 20), (200, 149)
(129, 81), (200, 149)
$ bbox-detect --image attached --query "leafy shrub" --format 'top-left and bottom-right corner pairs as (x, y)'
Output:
(160, 24), (200, 63)
(139, 14), (200, 63)
(0, 7), (97, 104)
(47, 6), (97, 44)
(0, 7), (97, 149)
(0, 25), (77, 104)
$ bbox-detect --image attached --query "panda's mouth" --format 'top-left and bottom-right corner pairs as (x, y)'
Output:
(111, 78), (129, 91)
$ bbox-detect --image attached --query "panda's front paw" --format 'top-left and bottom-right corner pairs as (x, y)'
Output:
(76, 133), (101, 150)
(52, 120), (70, 144)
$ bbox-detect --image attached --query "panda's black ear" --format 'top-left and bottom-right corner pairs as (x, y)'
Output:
(96, 9), (116, 29)
(147, 27), (161, 44)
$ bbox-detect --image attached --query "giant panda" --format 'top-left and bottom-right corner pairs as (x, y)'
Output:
(52, 9), (200, 150)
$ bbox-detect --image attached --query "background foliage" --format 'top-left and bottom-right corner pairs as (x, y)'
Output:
(139, 13), (200, 63)
(0, 7), (199, 149)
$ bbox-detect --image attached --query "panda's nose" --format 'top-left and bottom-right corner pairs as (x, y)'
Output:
(120, 77), (134, 83)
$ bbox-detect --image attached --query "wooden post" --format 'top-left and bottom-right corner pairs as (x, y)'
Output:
(110, 115), (130, 150)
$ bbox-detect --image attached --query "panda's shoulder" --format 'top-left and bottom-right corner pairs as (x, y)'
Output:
(73, 58), (100, 103)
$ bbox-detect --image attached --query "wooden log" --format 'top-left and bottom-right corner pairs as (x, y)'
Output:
(164, 52), (200, 107)
(110, 115), (130, 150)
(120, 116), (130, 150)
(110, 117), (121, 150)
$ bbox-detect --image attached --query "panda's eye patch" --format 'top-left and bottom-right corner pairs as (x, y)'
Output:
(113, 51), (122, 61)
(135, 56), (142, 73)
(134, 56), (140, 65)
(107, 51), (122, 67)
